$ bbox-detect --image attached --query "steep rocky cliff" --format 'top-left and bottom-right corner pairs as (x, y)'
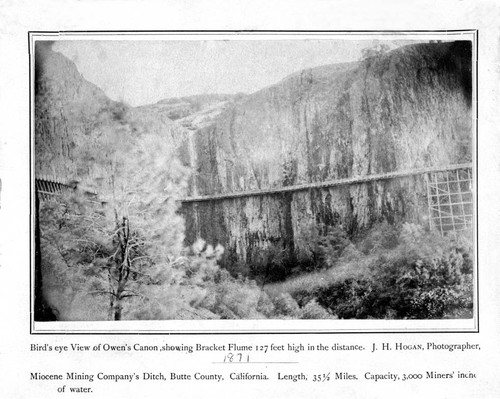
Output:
(34, 42), (186, 193)
(35, 42), (113, 181)
(179, 41), (472, 269)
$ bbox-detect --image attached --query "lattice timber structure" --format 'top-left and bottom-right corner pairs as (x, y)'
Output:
(426, 167), (473, 235)
(35, 175), (99, 202)
(180, 163), (474, 236)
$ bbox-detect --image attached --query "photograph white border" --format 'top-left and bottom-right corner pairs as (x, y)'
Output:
(30, 30), (478, 334)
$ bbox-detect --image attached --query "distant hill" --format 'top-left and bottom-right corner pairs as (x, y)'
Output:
(137, 93), (245, 122)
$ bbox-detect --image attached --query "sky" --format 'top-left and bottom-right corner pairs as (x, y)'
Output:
(53, 38), (421, 106)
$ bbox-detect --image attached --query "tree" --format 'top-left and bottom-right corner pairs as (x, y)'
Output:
(39, 105), (190, 320)
(360, 43), (390, 61)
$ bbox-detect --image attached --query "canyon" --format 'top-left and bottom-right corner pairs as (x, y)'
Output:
(35, 40), (473, 272)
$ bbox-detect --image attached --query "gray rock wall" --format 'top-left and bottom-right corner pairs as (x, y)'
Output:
(182, 174), (430, 270)
(181, 41), (472, 269)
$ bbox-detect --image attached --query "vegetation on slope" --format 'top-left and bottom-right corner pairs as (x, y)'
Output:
(264, 222), (473, 319)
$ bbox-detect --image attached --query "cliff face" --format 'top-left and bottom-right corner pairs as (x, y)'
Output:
(35, 42), (113, 181)
(180, 42), (472, 268)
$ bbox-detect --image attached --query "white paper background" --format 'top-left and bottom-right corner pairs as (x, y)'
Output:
(1, 1), (499, 398)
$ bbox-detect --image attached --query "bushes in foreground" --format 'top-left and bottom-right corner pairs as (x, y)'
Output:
(180, 240), (336, 319)
(266, 223), (474, 319)
(41, 195), (473, 320)
(138, 223), (473, 320)
(247, 221), (351, 285)
(198, 221), (474, 320)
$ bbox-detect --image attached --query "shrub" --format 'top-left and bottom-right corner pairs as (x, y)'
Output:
(358, 221), (400, 255)
(271, 293), (301, 318)
(315, 278), (370, 319)
(299, 299), (333, 319)
(268, 222), (473, 319)
(249, 245), (290, 283)
(256, 292), (276, 318)
(313, 224), (474, 319)
(295, 220), (350, 271)
(181, 240), (269, 319)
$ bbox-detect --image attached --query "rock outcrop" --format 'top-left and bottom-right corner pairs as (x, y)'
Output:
(179, 41), (472, 269)
(35, 41), (114, 181)
(34, 42), (186, 193)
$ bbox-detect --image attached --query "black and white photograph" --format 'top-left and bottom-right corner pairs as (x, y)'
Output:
(32, 32), (476, 325)
(3, 1), (500, 398)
